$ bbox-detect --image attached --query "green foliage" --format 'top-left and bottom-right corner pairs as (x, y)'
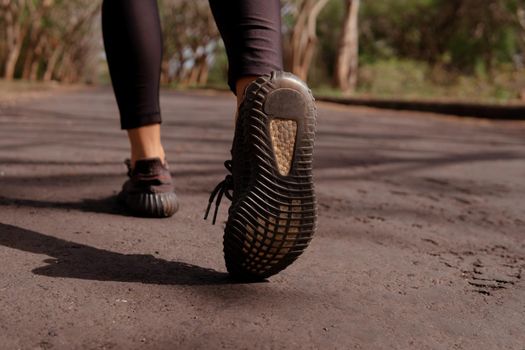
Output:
(359, 0), (524, 73)
(306, 0), (525, 102)
(355, 59), (523, 102)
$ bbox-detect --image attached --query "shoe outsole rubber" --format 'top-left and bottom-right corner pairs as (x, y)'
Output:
(224, 72), (317, 280)
(119, 192), (179, 218)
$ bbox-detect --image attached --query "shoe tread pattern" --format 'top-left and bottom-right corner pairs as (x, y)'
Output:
(224, 72), (317, 279)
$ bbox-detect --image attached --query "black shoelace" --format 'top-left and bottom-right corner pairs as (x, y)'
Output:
(204, 160), (234, 225)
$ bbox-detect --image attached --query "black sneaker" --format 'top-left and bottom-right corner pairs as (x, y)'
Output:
(118, 158), (179, 218)
(205, 72), (317, 280)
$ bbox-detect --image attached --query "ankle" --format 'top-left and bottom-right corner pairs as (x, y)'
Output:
(127, 124), (166, 167)
(236, 76), (258, 107)
(130, 147), (165, 167)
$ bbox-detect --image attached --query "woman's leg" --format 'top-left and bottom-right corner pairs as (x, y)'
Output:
(208, 0), (284, 105)
(102, 0), (165, 165)
(102, 0), (177, 218)
(206, 1), (318, 279)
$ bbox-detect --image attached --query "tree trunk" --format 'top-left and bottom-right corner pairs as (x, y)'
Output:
(21, 6), (48, 79)
(334, 0), (360, 93)
(43, 48), (61, 81)
(4, 44), (22, 80)
(22, 50), (35, 80)
(29, 36), (49, 81)
(196, 55), (209, 85)
(289, 0), (329, 81)
(21, 36), (41, 79)
(3, 4), (25, 80)
(29, 59), (40, 81)
(161, 59), (171, 84)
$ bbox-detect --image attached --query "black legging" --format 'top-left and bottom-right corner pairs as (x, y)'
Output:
(102, 0), (283, 130)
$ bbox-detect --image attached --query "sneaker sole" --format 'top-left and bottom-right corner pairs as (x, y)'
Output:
(224, 72), (317, 280)
(119, 192), (179, 218)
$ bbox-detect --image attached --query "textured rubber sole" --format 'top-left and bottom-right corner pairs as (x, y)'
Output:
(119, 192), (179, 218)
(224, 72), (317, 280)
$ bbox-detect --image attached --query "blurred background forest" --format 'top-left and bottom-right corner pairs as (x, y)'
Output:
(1, 0), (525, 103)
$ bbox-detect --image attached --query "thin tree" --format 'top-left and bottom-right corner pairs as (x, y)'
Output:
(334, 0), (360, 93)
(2, 0), (26, 80)
(289, 0), (329, 81)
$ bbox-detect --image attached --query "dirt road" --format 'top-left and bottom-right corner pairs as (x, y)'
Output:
(0, 88), (524, 349)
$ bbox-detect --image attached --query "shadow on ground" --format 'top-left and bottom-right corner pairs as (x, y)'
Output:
(0, 195), (127, 216)
(0, 223), (236, 286)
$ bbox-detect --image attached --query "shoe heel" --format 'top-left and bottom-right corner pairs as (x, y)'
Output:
(126, 192), (179, 218)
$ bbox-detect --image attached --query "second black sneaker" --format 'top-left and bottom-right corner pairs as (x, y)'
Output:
(119, 158), (179, 218)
